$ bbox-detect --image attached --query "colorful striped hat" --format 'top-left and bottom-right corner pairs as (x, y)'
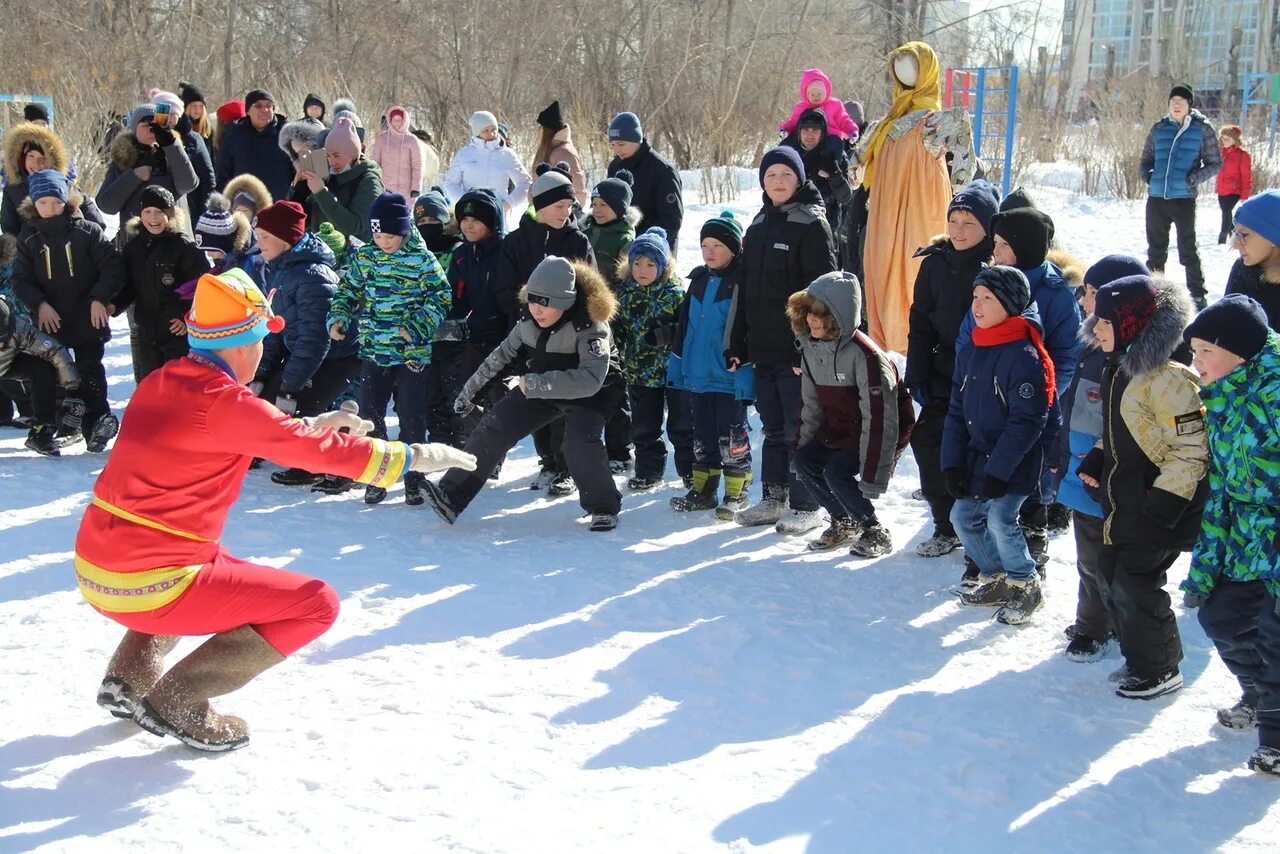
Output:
(186, 267), (284, 351)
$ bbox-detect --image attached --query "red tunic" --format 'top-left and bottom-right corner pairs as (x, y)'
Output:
(74, 354), (408, 614)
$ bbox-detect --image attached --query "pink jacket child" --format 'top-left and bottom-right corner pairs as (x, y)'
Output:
(372, 106), (423, 200)
(779, 69), (859, 140)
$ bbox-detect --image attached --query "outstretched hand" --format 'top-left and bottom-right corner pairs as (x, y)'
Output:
(309, 408), (375, 436)
(409, 443), (478, 474)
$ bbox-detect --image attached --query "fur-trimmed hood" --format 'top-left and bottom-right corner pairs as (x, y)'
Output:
(278, 117), (326, 160)
(222, 173), (273, 213)
(108, 131), (158, 171)
(18, 191), (85, 222)
(518, 260), (617, 325)
(4, 122), (68, 180)
(124, 207), (189, 238)
(787, 271), (862, 341)
(1048, 249), (1084, 287)
(1082, 279), (1192, 379)
(0, 233), (16, 269)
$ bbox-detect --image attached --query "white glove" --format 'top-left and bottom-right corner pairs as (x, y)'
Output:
(247, 381), (265, 397)
(307, 408), (375, 437)
(409, 443), (478, 474)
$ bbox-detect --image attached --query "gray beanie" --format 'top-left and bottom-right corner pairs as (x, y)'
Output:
(531, 162), (575, 210)
(526, 256), (577, 311)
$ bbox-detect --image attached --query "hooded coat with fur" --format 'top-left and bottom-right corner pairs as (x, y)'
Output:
(115, 210), (209, 348)
(2, 122), (106, 237)
(278, 118), (326, 165)
(215, 112), (296, 203)
(458, 261), (622, 414)
(789, 273), (913, 496)
(98, 132), (199, 240)
(1076, 281), (1209, 549)
(372, 107), (422, 200)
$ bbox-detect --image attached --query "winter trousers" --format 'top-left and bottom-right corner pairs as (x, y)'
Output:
(605, 383), (634, 464)
(441, 389), (621, 516)
(910, 400), (954, 537)
(69, 339), (109, 434)
(1197, 579), (1267, 708)
(952, 493), (1037, 582)
(690, 391), (751, 477)
(628, 385), (694, 481)
(260, 355), (362, 418)
(132, 335), (189, 382)
(793, 441), (878, 525)
(1145, 196), (1206, 304)
(533, 419), (567, 474)
(0, 354), (58, 425)
(754, 363), (817, 511)
(1071, 511), (1115, 641)
(101, 548), (340, 657)
(425, 343), (487, 448)
(1254, 593), (1280, 749)
(1097, 543), (1183, 678)
(1218, 194), (1241, 242)
(359, 360), (428, 444)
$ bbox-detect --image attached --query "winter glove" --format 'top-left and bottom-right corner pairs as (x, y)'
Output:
(943, 469), (969, 500)
(980, 476), (1009, 500)
(1182, 591), (1208, 609)
(247, 380), (265, 397)
(150, 123), (176, 147)
(408, 443), (478, 474)
(642, 324), (674, 347)
(275, 392), (298, 417)
(453, 395), (475, 417)
(306, 406), (374, 437)
(58, 397), (85, 433)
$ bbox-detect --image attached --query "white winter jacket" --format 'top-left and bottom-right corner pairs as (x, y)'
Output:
(444, 137), (532, 210)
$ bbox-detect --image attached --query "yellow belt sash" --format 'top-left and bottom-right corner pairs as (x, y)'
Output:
(75, 496), (214, 614)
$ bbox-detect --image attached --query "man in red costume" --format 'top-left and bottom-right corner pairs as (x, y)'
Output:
(75, 267), (475, 752)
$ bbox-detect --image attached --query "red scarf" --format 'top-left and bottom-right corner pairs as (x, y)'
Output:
(972, 316), (1057, 405)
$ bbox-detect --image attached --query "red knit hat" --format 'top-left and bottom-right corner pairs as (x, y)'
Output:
(254, 201), (306, 245)
(216, 99), (247, 125)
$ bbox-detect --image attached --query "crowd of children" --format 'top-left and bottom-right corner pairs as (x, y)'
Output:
(2, 74), (1280, 776)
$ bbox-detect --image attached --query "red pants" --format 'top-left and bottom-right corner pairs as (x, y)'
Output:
(101, 549), (340, 656)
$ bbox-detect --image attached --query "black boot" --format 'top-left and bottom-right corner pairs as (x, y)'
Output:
(311, 475), (354, 495)
(24, 424), (59, 456)
(404, 471), (426, 506)
(271, 467), (322, 486)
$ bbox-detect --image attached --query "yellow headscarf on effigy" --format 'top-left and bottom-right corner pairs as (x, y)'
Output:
(860, 41), (943, 189)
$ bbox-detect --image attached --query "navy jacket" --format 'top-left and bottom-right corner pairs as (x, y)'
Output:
(257, 232), (358, 393)
(942, 307), (1051, 496)
(668, 260), (754, 400)
(607, 141), (683, 249)
(1139, 111), (1221, 200)
(216, 114), (296, 203)
(445, 190), (509, 352)
(905, 235), (993, 404)
(1225, 258), (1280, 332)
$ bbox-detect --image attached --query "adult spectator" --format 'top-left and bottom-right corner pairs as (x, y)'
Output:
(444, 111), (531, 220)
(97, 102), (198, 243)
(215, 89), (295, 203)
(154, 89), (215, 228)
(299, 117), (383, 243)
(1139, 83), (1221, 311)
(179, 81), (213, 149)
(781, 107), (852, 242)
(606, 112), (682, 250)
(212, 100), (246, 163)
(530, 100), (587, 206)
(372, 106), (422, 200)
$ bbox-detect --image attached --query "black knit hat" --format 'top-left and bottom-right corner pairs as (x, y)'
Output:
(973, 265), (1031, 318)
(1185, 294), (1271, 361)
(591, 170), (633, 219)
(139, 185), (177, 213)
(992, 208), (1055, 270)
(1169, 83), (1194, 106)
(179, 81), (205, 106)
(244, 88), (275, 110)
(537, 100), (566, 132)
(303, 93), (326, 120)
(1084, 254), (1149, 288)
(23, 103), (49, 123)
(455, 189), (502, 234)
(700, 210), (743, 256)
(797, 107), (827, 132)
(759, 145), (806, 187)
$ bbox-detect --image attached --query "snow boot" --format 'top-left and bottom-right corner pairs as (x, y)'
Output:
(609, 459), (633, 475)
(849, 522), (893, 558)
(1217, 699), (1257, 730)
(734, 483), (788, 527)
(1247, 746), (1280, 776)
(589, 513), (618, 532)
(681, 474), (694, 489)
(363, 485), (388, 504)
(916, 530), (961, 558)
(134, 626), (285, 752)
(776, 508), (826, 535)
(311, 474), (354, 495)
(421, 479), (460, 525)
(403, 471), (426, 506)
(960, 574), (1011, 607)
(24, 424), (59, 456)
(1114, 668), (1183, 700)
(715, 470), (752, 521)
(807, 517), (861, 552)
(271, 467), (322, 486)
(959, 556), (982, 588)
(995, 577), (1043, 624)
(85, 414), (119, 453)
(1064, 633), (1112, 662)
(529, 468), (557, 490)
(1046, 502), (1072, 535)
(627, 475), (663, 491)
(547, 472), (577, 497)
(97, 631), (180, 719)
(671, 467), (720, 511)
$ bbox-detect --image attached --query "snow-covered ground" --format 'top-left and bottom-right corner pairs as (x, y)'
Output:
(2, 179), (1277, 853)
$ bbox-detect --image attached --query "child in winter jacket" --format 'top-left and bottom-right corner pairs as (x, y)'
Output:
(788, 271), (913, 557)
(424, 257), (625, 532)
(943, 265), (1053, 626)
(1180, 296), (1280, 775)
(668, 212), (755, 517)
(779, 69), (859, 140)
(11, 170), (123, 453)
(413, 188), (461, 270)
(1076, 275), (1206, 699)
(584, 170), (639, 288)
(1216, 125), (1252, 245)
(0, 291), (80, 454)
(614, 227), (692, 490)
(1057, 255), (1150, 663)
(115, 186), (209, 381)
(327, 192), (451, 506)
(905, 179), (999, 559)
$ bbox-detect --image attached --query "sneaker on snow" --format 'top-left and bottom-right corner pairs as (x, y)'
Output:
(1064, 633), (1111, 662)
(24, 425), (59, 456)
(403, 471), (426, 506)
(1115, 668), (1183, 700)
(547, 472), (577, 497)
(1217, 699), (1257, 730)
(960, 575), (1011, 607)
(910, 488), (925, 501)
(627, 475), (662, 491)
(849, 522), (893, 558)
(734, 486), (788, 527)
(529, 468), (557, 490)
(85, 414), (119, 453)
(995, 578), (1042, 625)
(311, 475), (354, 495)
(1108, 663), (1131, 684)
(271, 467), (322, 486)
(808, 517), (861, 551)
(421, 479), (459, 525)
(776, 508), (825, 535)
(364, 485), (388, 505)
(589, 513), (618, 532)
(916, 532), (961, 558)
(1247, 746), (1280, 776)
(609, 459), (633, 475)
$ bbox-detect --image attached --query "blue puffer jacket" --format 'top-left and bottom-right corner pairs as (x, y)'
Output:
(1055, 344), (1105, 517)
(942, 306), (1051, 496)
(1139, 111), (1222, 200)
(668, 261), (754, 401)
(258, 232), (359, 393)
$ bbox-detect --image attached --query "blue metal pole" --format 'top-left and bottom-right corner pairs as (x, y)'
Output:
(1004, 67), (1018, 197)
(974, 68), (987, 164)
